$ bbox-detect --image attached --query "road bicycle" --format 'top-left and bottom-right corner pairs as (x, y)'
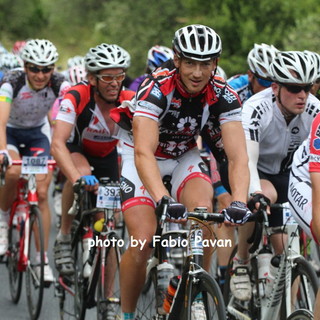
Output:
(136, 196), (227, 320)
(1, 155), (55, 320)
(55, 177), (123, 320)
(223, 202), (318, 320)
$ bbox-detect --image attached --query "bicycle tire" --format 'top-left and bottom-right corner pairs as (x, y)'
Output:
(96, 232), (123, 320)
(223, 245), (237, 304)
(73, 233), (87, 320)
(184, 271), (226, 320)
(281, 256), (318, 318)
(287, 309), (314, 319)
(25, 205), (45, 320)
(136, 264), (163, 320)
(7, 207), (23, 303)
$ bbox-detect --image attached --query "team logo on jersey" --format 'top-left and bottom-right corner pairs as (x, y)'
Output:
(60, 105), (72, 113)
(291, 127), (300, 134)
(20, 92), (33, 100)
(177, 117), (197, 132)
(223, 88), (237, 104)
(150, 86), (162, 99)
(171, 98), (181, 109)
(313, 138), (320, 150)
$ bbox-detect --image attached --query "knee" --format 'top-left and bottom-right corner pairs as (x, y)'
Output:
(37, 186), (49, 203)
(6, 167), (20, 181)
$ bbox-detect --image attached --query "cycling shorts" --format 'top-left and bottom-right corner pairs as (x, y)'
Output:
(7, 122), (51, 157)
(120, 145), (211, 211)
(66, 143), (119, 182)
(287, 171), (312, 238)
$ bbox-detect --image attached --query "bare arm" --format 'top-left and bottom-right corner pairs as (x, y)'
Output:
(51, 119), (81, 184)
(311, 171), (320, 242)
(221, 121), (249, 203)
(133, 116), (170, 203)
(0, 101), (11, 163)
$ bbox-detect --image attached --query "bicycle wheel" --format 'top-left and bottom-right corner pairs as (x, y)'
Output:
(287, 309), (314, 319)
(73, 234), (87, 320)
(96, 232), (123, 320)
(7, 210), (23, 303)
(286, 257), (318, 316)
(136, 263), (162, 320)
(25, 205), (45, 320)
(184, 271), (226, 320)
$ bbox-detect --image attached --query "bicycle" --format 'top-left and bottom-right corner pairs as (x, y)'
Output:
(1, 155), (56, 320)
(55, 177), (123, 320)
(136, 196), (227, 320)
(223, 202), (318, 320)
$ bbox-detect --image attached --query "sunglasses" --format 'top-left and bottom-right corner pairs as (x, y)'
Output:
(27, 65), (54, 74)
(95, 72), (126, 83)
(280, 83), (313, 94)
(255, 76), (272, 88)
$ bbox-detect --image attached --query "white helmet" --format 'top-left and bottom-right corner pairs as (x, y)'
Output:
(173, 24), (222, 61)
(84, 43), (130, 72)
(247, 43), (278, 80)
(270, 51), (317, 84)
(304, 50), (320, 80)
(0, 53), (22, 70)
(147, 45), (173, 71)
(68, 65), (87, 85)
(215, 66), (227, 80)
(21, 39), (58, 66)
(67, 55), (85, 68)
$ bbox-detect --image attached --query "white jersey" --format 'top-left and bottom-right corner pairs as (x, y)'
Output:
(242, 87), (320, 175)
(288, 112), (320, 239)
(0, 70), (70, 128)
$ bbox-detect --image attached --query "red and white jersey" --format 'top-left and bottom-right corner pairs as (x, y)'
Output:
(56, 81), (135, 157)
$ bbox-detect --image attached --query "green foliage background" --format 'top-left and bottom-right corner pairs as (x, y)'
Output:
(1, 0), (319, 79)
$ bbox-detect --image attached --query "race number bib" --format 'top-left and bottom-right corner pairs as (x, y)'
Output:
(96, 185), (121, 209)
(22, 156), (48, 174)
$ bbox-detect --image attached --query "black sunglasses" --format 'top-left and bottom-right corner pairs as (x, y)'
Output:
(27, 65), (54, 74)
(280, 83), (313, 94)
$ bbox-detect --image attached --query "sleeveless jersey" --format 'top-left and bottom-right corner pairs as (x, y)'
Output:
(56, 81), (135, 158)
(0, 69), (70, 128)
(242, 87), (320, 174)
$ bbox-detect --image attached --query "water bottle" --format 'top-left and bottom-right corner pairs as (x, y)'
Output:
(163, 275), (181, 313)
(82, 228), (93, 278)
(257, 245), (272, 297)
(265, 254), (282, 296)
(156, 262), (174, 314)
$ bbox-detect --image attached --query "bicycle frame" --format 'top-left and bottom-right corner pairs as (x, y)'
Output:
(226, 208), (313, 320)
(8, 168), (39, 272)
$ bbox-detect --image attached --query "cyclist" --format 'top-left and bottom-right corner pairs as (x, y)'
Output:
(0, 39), (70, 283)
(228, 43), (279, 104)
(0, 52), (23, 81)
(288, 110), (320, 319)
(224, 51), (320, 301)
(129, 44), (173, 91)
(51, 43), (134, 288)
(112, 24), (251, 320)
(305, 50), (320, 99)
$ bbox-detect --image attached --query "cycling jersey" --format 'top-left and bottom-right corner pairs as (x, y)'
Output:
(242, 87), (320, 177)
(114, 60), (242, 162)
(227, 74), (253, 104)
(0, 69), (70, 128)
(115, 60), (242, 210)
(288, 112), (320, 239)
(56, 81), (135, 158)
